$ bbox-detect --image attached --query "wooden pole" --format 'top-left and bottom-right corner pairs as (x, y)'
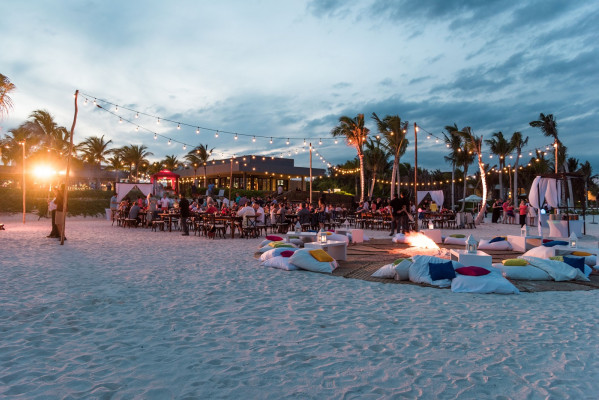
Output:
(60, 90), (78, 245)
(309, 143), (312, 206)
(414, 122), (418, 232)
(22, 139), (26, 224)
(228, 156), (233, 205)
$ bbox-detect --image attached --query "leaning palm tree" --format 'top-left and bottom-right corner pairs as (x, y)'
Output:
(509, 131), (528, 203)
(0, 73), (16, 119)
(372, 113), (408, 198)
(364, 138), (391, 198)
(185, 144), (213, 186)
(443, 124), (463, 210)
(331, 114), (369, 202)
(485, 131), (513, 200)
(78, 135), (113, 165)
(454, 127), (487, 224)
(106, 154), (124, 184)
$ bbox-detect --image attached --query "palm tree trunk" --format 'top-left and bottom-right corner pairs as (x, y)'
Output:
(451, 163), (455, 211)
(369, 171), (376, 199)
(390, 157), (398, 198)
(475, 155), (487, 224)
(513, 151), (520, 201)
(498, 162), (503, 200)
(358, 152), (365, 202)
(461, 165), (469, 212)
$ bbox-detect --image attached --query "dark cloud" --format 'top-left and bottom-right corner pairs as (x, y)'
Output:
(306, 0), (355, 18)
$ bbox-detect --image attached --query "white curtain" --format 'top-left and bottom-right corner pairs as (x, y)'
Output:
(417, 190), (444, 207)
(116, 183), (154, 202)
(529, 177), (561, 236)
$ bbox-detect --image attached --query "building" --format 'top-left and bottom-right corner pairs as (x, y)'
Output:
(177, 155), (326, 192)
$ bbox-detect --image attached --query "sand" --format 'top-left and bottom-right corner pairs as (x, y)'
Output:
(1, 213), (599, 399)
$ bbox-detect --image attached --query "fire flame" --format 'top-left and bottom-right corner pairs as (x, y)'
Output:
(405, 232), (440, 249)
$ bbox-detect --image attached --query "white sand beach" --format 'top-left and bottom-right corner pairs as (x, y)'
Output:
(2, 214), (599, 399)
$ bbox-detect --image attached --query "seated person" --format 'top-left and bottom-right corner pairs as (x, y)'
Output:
(236, 202), (256, 227)
(128, 203), (141, 224)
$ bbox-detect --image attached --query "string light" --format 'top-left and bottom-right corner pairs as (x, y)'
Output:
(135, 112), (139, 118)
(234, 133), (238, 140)
(177, 124), (181, 130)
(196, 127), (200, 134)
(286, 138), (290, 145)
(252, 136), (256, 142)
(270, 137), (273, 144)
(215, 131), (219, 138)
(154, 133), (157, 140)
(168, 139), (171, 145)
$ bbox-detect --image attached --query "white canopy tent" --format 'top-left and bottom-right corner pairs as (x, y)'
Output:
(115, 183), (154, 202)
(417, 190), (444, 207)
(528, 176), (561, 236)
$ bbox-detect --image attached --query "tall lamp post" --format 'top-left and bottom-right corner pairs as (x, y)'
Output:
(309, 143), (313, 205)
(413, 123), (418, 232)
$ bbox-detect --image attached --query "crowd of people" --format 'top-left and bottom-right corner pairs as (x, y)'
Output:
(491, 198), (530, 227)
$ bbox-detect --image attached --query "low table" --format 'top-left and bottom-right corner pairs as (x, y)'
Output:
(305, 240), (347, 261)
(421, 229), (442, 244)
(450, 249), (492, 268)
(350, 229), (364, 243)
(553, 245), (599, 267)
(506, 235), (542, 252)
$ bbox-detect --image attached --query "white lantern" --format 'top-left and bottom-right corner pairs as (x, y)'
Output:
(295, 221), (301, 234)
(428, 221), (434, 230)
(521, 225), (528, 237)
(466, 234), (479, 254)
(569, 232), (577, 248)
(319, 229), (327, 244)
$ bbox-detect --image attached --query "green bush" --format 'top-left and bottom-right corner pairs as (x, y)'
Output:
(0, 188), (112, 217)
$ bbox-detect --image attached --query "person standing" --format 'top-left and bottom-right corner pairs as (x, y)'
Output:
(47, 187), (59, 238)
(55, 184), (66, 241)
(179, 194), (190, 236)
(159, 193), (170, 212)
(389, 194), (402, 236)
(519, 200), (528, 227)
(491, 199), (502, 223)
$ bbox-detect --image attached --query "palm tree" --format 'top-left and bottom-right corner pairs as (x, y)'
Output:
(371, 113), (408, 198)
(452, 126), (487, 224)
(78, 135), (113, 165)
(161, 154), (180, 172)
(27, 110), (70, 156)
(485, 131), (513, 200)
(185, 144), (213, 186)
(0, 124), (39, 166)
(117, 145), (153, 182)
(106, 154), (124, 184)
(363, 138), (391, 198)
(331, 114), (369, 202)
(443, 124), (463, 210)
(446, 125), (475, 212)
(509, 131), (528, 203)
(579, 161), (597, 209)
(0, 73), (16, 119)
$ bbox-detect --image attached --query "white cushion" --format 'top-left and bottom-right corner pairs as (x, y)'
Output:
(262, 256), (298, 271)
(451, 271), (520, 294)
(443, 236), (466, 245)
(394, 259), (412, 281)
(522, 246), (555, 258)
(498, 265), (552, 281)
(259, 247), (298, 262)
(259, 239), (273, 248)
(288, 249), (338, 274)
(408, 255), (463, 287)
(328, 233), (350, 244)
(392, 233), (409, 244)
(371, 263), (396, 279)
(257, 242), (297, 253)
(478, 239), (512, 251)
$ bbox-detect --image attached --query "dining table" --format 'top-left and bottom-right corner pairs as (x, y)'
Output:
(159, 213), (181, 232)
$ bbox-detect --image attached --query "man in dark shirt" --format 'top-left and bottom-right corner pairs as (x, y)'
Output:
(179, 194), (190, 236)
(389, 193), (410, 235)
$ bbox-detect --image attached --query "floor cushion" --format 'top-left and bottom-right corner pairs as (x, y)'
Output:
(478, 239), (512, 251)
(502, 258), (528, 266)
(262, 256), (298, 271)
(259, 247), (299, 262)
(266, 235), (284, 241)
(444, 236), (466, 245)
(372, 263), (396, 279)
(451, 271), (520, 294)
(394, 259), (412, 281)
(563, 256), (586, 273)
(488, 236), (507, 243)
(522, 246), (556, 259)
(289, 249), (338, 274)
(497, 265), (552, 280)
(429, 260), (457, 281)
(455, 266), (491, 276)
(542, 240), (569, 247)
(408, 255), (463, 287)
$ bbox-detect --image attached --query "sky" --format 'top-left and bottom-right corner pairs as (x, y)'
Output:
(1, 0), (598, 172)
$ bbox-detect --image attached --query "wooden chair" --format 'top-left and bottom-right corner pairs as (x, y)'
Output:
(242, 216), (258, 238)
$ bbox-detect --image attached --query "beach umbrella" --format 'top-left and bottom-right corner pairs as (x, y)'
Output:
(458, 194), (483, 202)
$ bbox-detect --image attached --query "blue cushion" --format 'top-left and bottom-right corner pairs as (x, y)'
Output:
(489, 236), (506, 244)
(563, 256), (585, 273)
(429, 261), (456, 281)
(542, 240), (569, 247)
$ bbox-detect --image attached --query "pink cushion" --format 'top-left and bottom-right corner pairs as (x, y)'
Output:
(280, 250), (295, 258)
(266, 235), (283, 241)
(455, 266), (491, 276)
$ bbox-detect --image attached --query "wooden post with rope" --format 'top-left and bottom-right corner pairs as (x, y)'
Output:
(60, 90), (78, 245)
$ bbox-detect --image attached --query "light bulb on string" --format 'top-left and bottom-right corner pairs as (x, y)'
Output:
(93, 98), (96, 105)
(252, 136), (256, 142)
(234, 134), (238, 140)
(115, 105), (119, 112)
(84, 98), (88, 105)
(334, 139), (338, 144)
(286, 138), (290, 145)
(135, 126), (139, 132)
(154, 133), (157, 140)
(177, 124), (181, 130)
(135, 112), (139, 118)
(196, 127), (200, 134)
(168, 139), (171, 145)
(183, 145), (186, 150)
(215, 131), (219, 138)
(157, 118), (160, 124)
(269, 137), (273, 144)
(319, 138), (322, 145)
(119, 117), (122, 123)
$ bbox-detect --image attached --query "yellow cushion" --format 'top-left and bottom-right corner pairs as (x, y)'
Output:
(326, 231), (332, 235)
(268, 241), (285, 247)
(549, 256), (564, 261)
(572, 251), (592, 257)
(450, 234), (465, 238)
(309, 249), (334, 262)
(502, 259), (528, 266)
